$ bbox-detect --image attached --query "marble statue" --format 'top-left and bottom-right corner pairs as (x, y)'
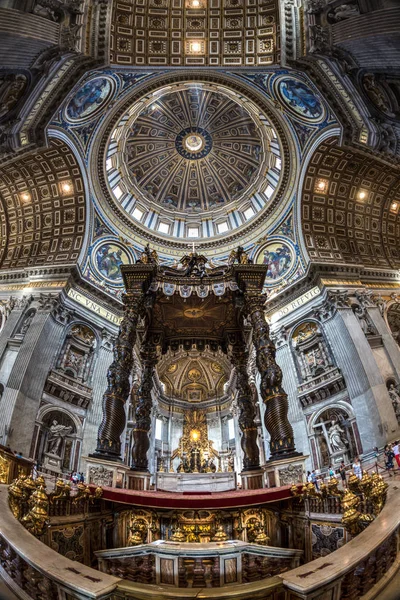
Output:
(327, 3), (360, 23)
(20, 313), (34, 335)
(388, 384), (400, 421)
(47, 420), (72, 456)
(328, 421), (347, 452)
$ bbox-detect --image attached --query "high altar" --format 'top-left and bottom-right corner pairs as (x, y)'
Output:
(85, 246), (304, 490)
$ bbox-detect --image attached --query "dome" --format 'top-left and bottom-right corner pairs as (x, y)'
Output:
(102, 80), (286, 245)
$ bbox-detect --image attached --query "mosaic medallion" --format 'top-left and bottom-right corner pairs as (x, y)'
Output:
(66, 77), (114, 122)
(92, 241), (131, 283)
(276, 77), (324, 122)
(256, 241), (294, 282)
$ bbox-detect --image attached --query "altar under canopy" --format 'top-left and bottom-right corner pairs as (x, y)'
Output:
(156, 471), (237, 493)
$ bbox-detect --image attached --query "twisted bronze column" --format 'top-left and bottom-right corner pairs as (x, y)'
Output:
(230, 342), (260, 471)
(246, 295), (297, 460)
(131, 341), (158, 471)
(93, 296), (142, 460)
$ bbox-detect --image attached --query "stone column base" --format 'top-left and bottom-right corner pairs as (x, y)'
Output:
(82, 456), (129, 488)
(264, 455), (308, 488)
(43, 452), (62, 474)
(126, 470), (152, 491)
(241, 469), (265, 490)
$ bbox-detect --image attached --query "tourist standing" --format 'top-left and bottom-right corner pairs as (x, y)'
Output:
(339, 461), (347, 488)
(328, 465), (335, 479)
(384, 444), (395, 475)
(352, 457), (362, 480)
(392, 440), (400, 468)
(311, 470), (319, 490)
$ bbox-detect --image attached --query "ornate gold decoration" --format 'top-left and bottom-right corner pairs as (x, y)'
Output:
(170, 527), (186, 543)
(212, 525), (228, 542)
(0, 453), (10, 484)
(72, 483), (91, 504)
(128, 517), (147, 546)
(254, 528), (270, 546)
(347, 473), (361, 493)
(8, 476), (25, 520)
(94, 486), (103, 499)
(21, 486), (49, 537)
(172, 409), (218, 472)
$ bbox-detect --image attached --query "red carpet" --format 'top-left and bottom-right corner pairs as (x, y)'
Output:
(90, 484), (299, 509)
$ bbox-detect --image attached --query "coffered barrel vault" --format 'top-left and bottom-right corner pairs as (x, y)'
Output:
(110, 0), (280, 67)
(0, 139), (86, 271)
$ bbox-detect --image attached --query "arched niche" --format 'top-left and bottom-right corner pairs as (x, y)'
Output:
(14, 307), (36, 337)
(290, 320), (334, 383)
(55, 323), (97, 384)
(35, 407), (82, 474)
(307, 403), (361, 471)
(387, 302), (400, 347)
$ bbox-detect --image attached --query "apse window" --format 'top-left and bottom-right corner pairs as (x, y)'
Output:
(217, 221), (229, 234)
(243, 207), (255, 220)
(132, 207), (144, 221)
(155, 418), (163, 441)
(188, 227), (199, 237)
(158, 222), (170, 234)
(228, 418), (235, 440)
(106, 158), (113, 171)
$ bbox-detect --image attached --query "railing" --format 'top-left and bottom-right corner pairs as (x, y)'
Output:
(0, 477), (398, 600)
(0, 447), (32, 484)
(96, 540), (302, 587)
(284, 481), (400, 599)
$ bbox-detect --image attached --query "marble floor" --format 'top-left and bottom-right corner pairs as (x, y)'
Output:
(377, 568), (400, 600)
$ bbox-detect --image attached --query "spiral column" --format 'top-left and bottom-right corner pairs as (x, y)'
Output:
(245, 295), (297, 460)
(131, 340), (158, 471)
(229, 339), (260, 471)
(93, 296), (143, 460)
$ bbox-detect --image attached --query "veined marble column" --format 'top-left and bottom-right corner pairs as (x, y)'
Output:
(246, 295), (297, 460)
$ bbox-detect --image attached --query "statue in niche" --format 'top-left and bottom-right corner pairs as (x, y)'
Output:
(327, 421), (348, 453)
(32, 2), (60, 22)
(352, 305), (377, 336)
(47, 419), (73, 456)
(388, 384), (400, 422)
(20, 312), (34, 336)
(363, 74), (395, 117)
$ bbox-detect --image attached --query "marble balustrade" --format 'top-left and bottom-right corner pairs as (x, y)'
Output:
(0, 482), (399, 599)
(95, 540), (302, 587)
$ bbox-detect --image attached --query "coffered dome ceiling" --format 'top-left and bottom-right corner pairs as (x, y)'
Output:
(123, 87), (263, 212)
(100, 77), (288, 248)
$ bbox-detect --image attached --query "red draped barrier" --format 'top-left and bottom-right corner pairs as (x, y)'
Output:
(90, 484), (299, 509)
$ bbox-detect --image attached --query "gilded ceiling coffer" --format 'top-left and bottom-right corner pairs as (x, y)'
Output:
(244, 292), (297, 460)
(229, 335), (260, 471)
(92, 264), (156, 460)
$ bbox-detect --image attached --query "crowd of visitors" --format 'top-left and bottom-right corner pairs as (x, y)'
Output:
(306, 445), (400, 489)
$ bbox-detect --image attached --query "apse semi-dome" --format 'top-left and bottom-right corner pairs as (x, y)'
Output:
(103, 81), (284, 242)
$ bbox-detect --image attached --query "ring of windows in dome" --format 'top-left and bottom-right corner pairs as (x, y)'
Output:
(103, 82), (284, 241)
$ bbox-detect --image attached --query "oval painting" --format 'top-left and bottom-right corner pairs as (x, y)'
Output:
(277, 78), (323, 122)
(92, 242), (131, 283)
(256, 242), (294, 282)
(66, 77), (113, 121)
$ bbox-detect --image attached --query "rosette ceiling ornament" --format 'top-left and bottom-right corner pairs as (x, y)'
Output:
(99, 77), (293, 252)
